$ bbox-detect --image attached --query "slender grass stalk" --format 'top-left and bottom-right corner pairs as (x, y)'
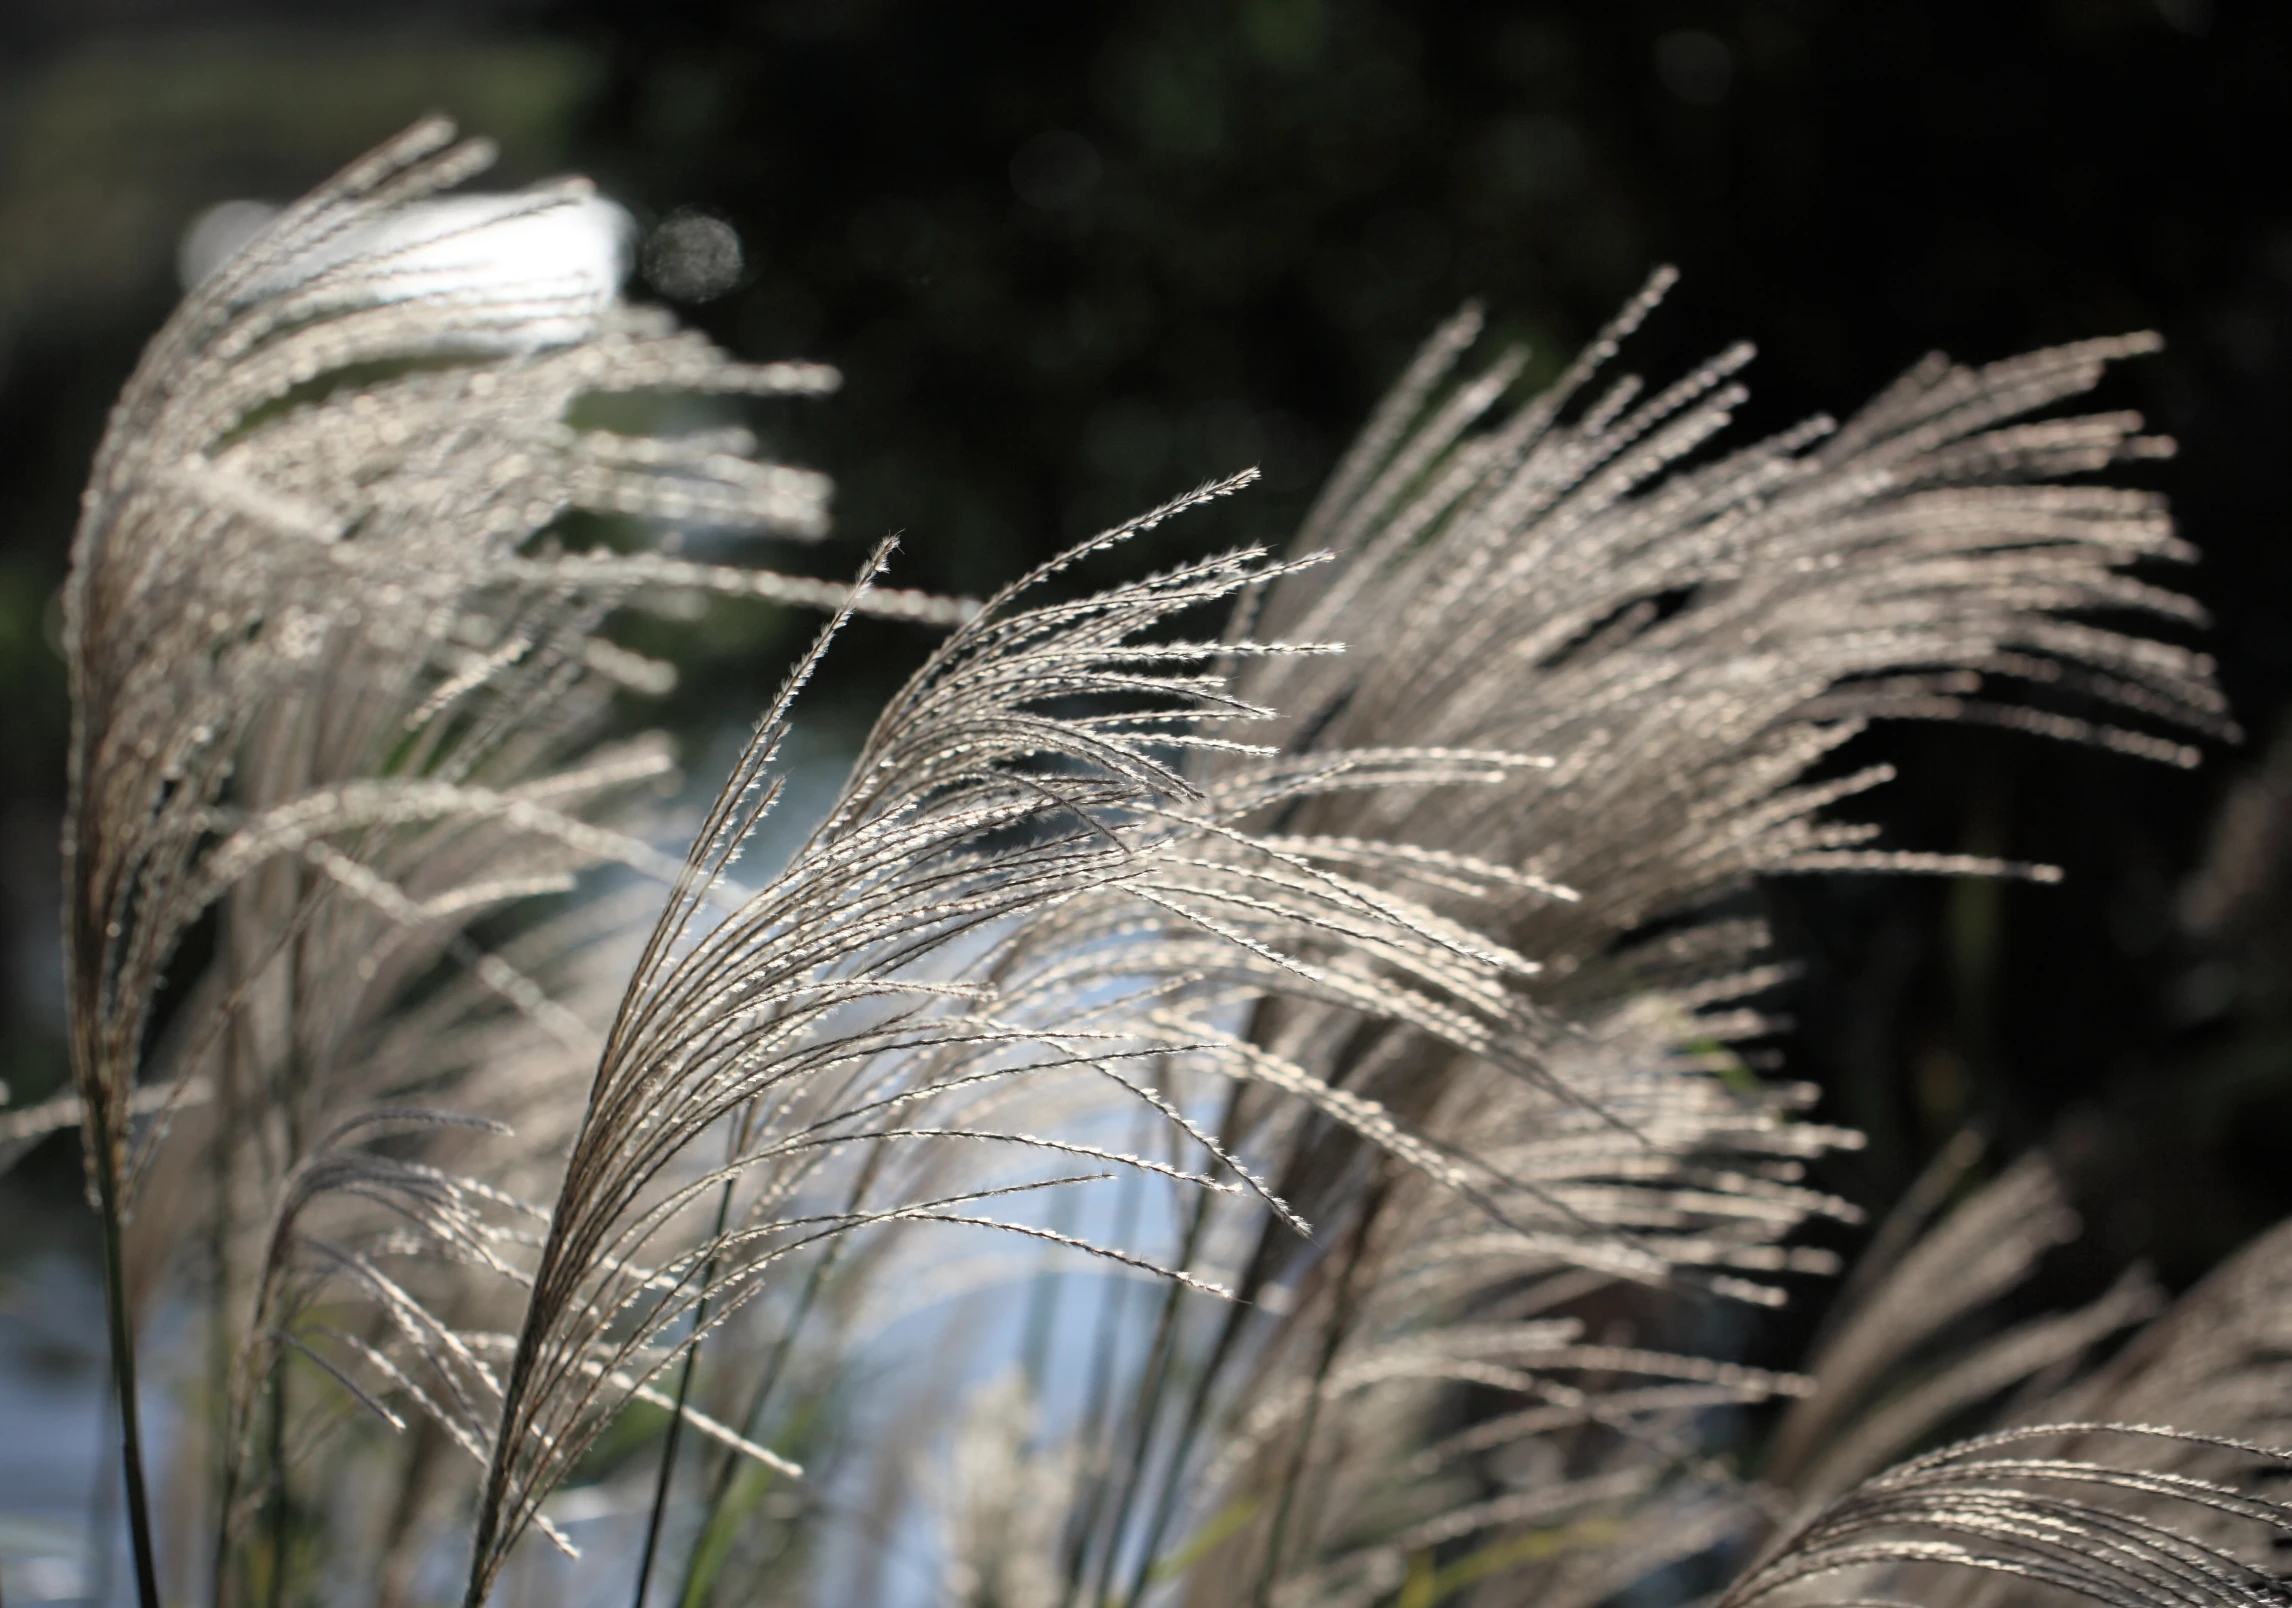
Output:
(1106, 1086), (1261, 1606)
(673, 1158), (877, 1608)
(1249, 1170), (1386, 1608)
(87, 1291), (123, 1608)
(631, 1313), (704, 1608)
(633, 1176), (736, 1608)
(205, 1055), (238, 1608)
(266, 1351), (289, 1608)
(1074, 1150), (1157, 1607)
(91, 1131), (162, 1608)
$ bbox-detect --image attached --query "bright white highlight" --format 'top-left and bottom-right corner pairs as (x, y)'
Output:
(185, 188), (636, 352)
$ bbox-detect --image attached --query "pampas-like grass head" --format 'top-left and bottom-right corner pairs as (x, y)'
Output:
(43, 122), (2292, 1608)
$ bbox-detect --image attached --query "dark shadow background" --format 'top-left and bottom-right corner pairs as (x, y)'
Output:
(2, 0), (2288, 1314)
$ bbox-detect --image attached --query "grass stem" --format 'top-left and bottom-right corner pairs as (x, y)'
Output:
(635, 1163), (737, 1608)
(93, 1131), (163, 1608)
(632, 1333), (703, 1608)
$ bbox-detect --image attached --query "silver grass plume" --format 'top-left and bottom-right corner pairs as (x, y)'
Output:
(1723, 1205), (2292, 1608)
(48, 113), (2292, 1608)
(1728, 1424), (2292, 1608)
(1021, 280), (2241, 1606)
(436, 476), (1592, 1598)
(1730, 1151), (2292, 1608)
(59, 112), (932, 1219)
(1766, 1141), (2160, 1509)
(54, 118), (966, 1602)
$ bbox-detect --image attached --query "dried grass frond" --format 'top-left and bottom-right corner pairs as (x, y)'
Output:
(47, 117), (2291, 1608)
(61, 114), (908, 1218)
(50, 117), (983, 1602)
(1048, 284), (2234, 1608)
(443, 468), (1593, 1595)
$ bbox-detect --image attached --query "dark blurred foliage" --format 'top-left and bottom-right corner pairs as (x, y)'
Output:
(3, 0), (2289, 1314)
